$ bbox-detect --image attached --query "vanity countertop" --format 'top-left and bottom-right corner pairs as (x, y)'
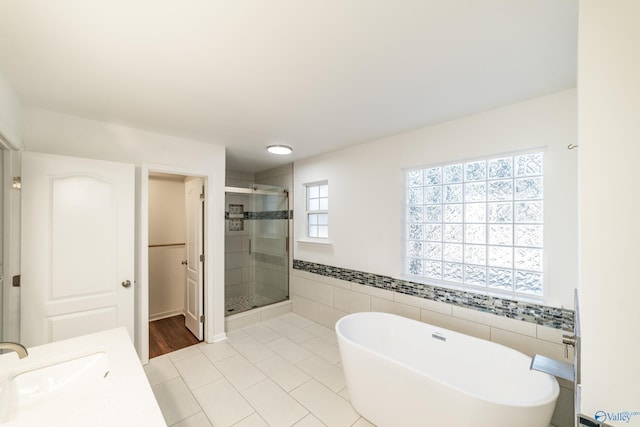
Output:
(0, 327), (166, 426)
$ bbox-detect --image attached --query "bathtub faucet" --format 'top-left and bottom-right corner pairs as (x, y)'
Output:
(530, 354), (573, 382)
(0, 341), (28, 359)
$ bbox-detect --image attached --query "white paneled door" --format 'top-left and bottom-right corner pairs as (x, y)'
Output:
(21, 152), (135, 347)
(184, 177), (203, 340)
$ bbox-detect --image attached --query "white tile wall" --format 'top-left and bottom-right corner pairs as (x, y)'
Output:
(370, 296), (420, 320)
(290, 269), (574, 363)
(420, 307), (491, 340)
(226, 170), (256, 189)
(333, 288), (371, 313)
(290, 268), (574, 427)
(255, 164), (293, 189)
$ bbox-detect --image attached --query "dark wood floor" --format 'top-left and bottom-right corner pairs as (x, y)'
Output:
(149, 315), (200, 359)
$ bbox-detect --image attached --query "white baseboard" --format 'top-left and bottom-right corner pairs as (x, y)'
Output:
(149, 309), (184, 322)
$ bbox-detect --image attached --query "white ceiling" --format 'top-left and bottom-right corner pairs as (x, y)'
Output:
(0, 0), (577, 173)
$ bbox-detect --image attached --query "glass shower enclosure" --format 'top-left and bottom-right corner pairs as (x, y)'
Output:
(224, 185), (289, 315)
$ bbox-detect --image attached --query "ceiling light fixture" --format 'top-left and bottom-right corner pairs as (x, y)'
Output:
(266, 145), (293, 155)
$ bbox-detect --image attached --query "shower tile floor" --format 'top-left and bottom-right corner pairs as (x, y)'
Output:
(225, 294), (283, 315)
(145, 312), (562, 427)
(224, 295), (258, 315)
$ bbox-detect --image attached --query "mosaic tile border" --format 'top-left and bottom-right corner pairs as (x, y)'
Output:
(293, 259), (574, 331)
(225, 210), (291, 220)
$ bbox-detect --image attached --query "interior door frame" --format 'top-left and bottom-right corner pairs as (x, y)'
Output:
(1, 139), (21, 343)
(140, 163), (220, 365)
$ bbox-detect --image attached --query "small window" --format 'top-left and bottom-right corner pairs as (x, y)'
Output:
(306, 182), (328, 238)
(404, 151), (544, 297)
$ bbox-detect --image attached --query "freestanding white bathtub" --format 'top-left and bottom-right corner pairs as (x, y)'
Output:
(336, 312), (559, 427)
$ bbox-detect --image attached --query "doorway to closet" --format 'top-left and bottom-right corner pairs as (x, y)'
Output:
(148, 172), (204, 358)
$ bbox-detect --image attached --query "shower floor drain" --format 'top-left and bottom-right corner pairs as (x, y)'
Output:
(225, 295), (255, 315)
(225, 295), (277, 315)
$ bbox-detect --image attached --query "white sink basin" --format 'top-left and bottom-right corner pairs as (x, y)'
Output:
(0, 352), (109, 422)
(0, 328), (165, 426)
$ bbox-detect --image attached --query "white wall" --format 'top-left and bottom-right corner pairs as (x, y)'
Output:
(0, 71), (22, 149)
(294, 89), (577, 309)
(21, 107), (227, 353)
(578, 1), (640, 424)
(148, 175), (186, 320)
(149, 175), (186, 246)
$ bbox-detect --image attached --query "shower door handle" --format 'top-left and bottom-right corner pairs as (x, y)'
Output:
(248, 239), (252, 255)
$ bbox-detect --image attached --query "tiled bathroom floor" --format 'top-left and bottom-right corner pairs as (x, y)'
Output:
(145, 312), (561, 427)
(144, 312), (373, 427)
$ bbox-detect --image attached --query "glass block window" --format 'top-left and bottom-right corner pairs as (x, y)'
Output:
(306, 182), (328, 238)
(405, 152), (544, 297)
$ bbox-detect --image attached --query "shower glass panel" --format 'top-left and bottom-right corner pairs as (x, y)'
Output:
(225, 185), (289, 315)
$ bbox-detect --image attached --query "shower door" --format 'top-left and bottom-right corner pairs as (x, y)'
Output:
(225, 185), (289, 315)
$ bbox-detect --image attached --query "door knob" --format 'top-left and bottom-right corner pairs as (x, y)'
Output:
(121, 280), (132, 288)
(181, 260), (188, 265)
